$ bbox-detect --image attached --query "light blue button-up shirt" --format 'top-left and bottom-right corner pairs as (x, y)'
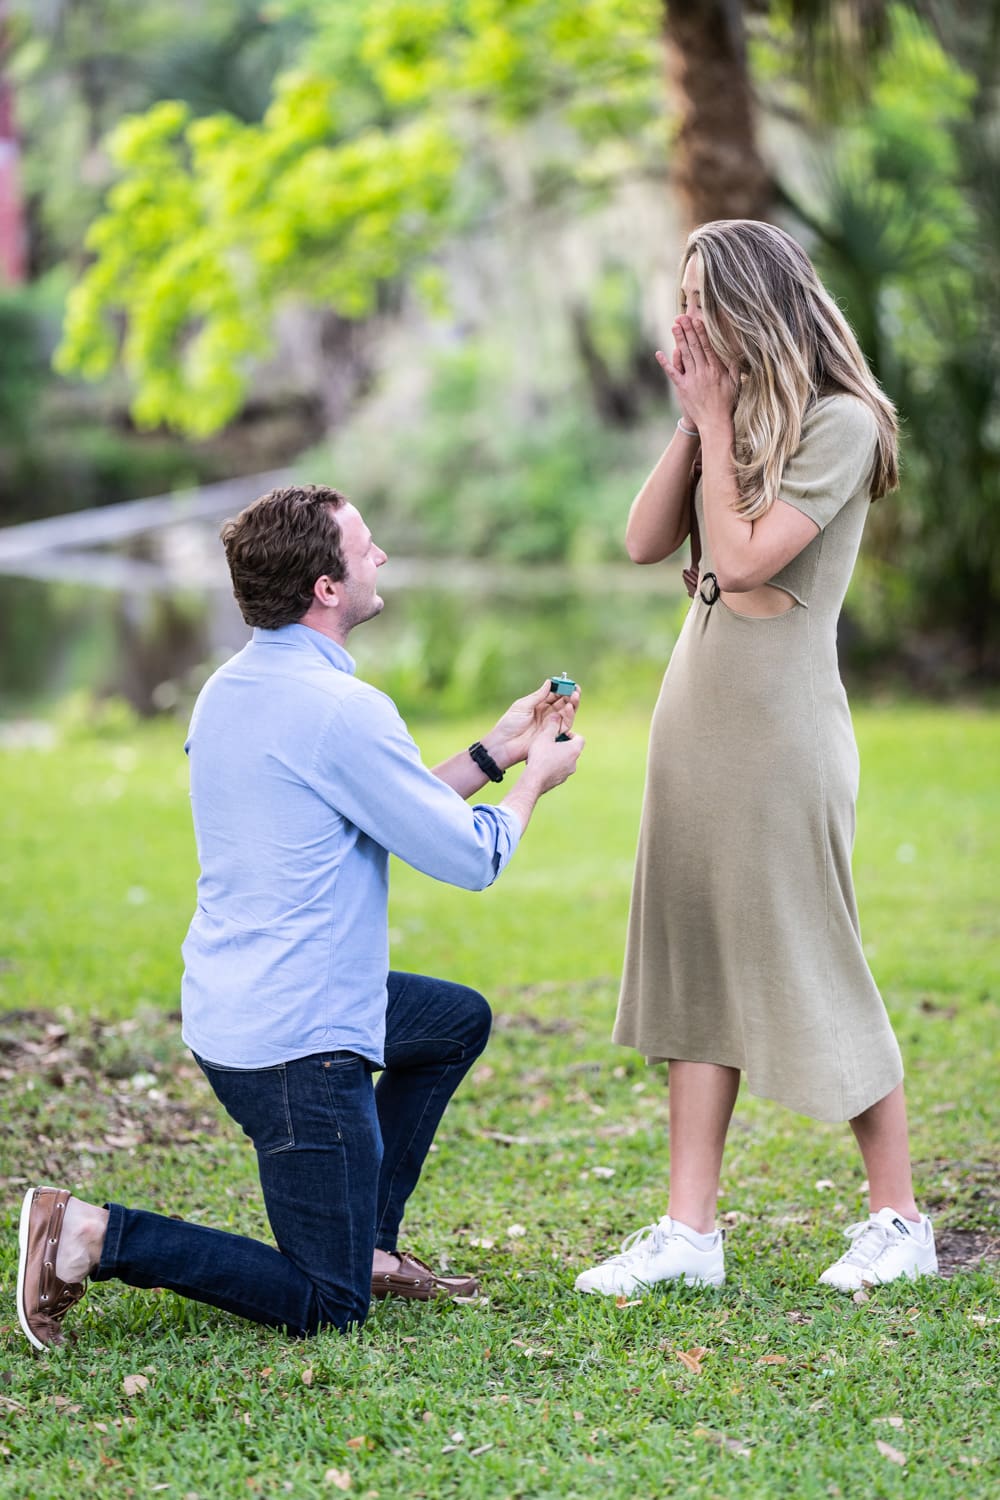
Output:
(180, 624), (521, 1068)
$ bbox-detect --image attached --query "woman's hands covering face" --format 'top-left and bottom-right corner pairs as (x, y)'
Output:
(656, 316), (738, 432)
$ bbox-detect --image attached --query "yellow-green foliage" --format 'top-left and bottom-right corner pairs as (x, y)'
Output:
(55, 0), (661, 435)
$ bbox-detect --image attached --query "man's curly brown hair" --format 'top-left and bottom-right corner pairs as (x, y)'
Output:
(221, 484), (349, 629)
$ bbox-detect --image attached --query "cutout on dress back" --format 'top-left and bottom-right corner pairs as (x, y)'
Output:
(719, 583), (801, 618)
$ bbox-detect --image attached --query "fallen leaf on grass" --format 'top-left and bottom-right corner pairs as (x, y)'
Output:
(876, 1440), (907, 1466)
(614, 1296), (642, 1308)
(50, 1396), (82, 1414)
(122, 1374), (149, 1397)
(852, 1290), (870, 1305)
(757, 1354), (787, 1366)
(693, 1426), (751, 1458)
(874, 1416), (905, 1430)
(346, 1436), (373, 1451)
(0, 1396), (26, 1414)
(469, 1444), (494, 1457)
(301, 1369), (314, 1387)
(676, 1347), (709, 1375)
(324, 1470), (352, 1490)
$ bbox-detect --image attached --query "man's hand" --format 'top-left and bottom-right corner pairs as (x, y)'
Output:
(500, 712), (585, 832)
(522, 713), (585, 792)
(483, 679), (582, 770)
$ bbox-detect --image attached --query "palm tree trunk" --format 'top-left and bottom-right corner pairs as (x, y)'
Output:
(662, 0), (772, 228)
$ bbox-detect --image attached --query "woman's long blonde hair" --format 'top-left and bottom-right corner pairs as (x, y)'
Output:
(682, 220), (899, 518)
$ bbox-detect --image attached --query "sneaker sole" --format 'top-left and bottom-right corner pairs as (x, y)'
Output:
(17, 1185), (54, 1353)
(576, 1272), (725, 1296)
(819, 1260), (938, 1292)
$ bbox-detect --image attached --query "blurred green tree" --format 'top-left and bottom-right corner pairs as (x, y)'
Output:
(782, 9), (999, 671)
(51, 0), (951, 438)
(9, 0), (303, 270)
(52, 0), (663, 434)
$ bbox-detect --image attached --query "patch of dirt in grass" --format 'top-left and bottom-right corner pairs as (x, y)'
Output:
(925, 1158), (1000, 1277)
(935, 1228), (1000, 1277)
(492, 1010), (578, 1036)
(0, 1008), (219, 1188)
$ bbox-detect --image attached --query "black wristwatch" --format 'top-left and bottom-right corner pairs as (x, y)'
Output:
(468, 741), (505, 783)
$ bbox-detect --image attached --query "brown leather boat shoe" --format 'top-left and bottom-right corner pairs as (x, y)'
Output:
(370, 1251), (480, 1302)
(16, 1187), (89, 1350)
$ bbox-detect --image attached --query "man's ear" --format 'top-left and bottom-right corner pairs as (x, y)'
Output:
(313, 574), (340, 610)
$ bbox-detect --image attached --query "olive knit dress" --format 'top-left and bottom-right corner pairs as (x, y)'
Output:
(613, 394), (903, 1123)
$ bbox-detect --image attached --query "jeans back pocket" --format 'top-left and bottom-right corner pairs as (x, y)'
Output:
(195, 1056), (295, 1156)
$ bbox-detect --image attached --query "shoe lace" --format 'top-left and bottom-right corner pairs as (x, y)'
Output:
(605, 1222), (667, 1267)
(837, 1219), (893, 1269)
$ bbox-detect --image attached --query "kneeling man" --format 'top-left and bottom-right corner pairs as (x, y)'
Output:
(17, 483), (583, 1346)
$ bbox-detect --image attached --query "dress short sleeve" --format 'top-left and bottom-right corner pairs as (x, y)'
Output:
(778, 395), (879, 530)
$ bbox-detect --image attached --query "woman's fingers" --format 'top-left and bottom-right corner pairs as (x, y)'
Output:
(690, 317), (719, 369)
(656, 348), (682, 379)
(674, 317), (702, 373)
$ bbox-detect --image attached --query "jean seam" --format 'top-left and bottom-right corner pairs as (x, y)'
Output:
(375, 1044), (472, 1243)
(318, 1058), (348, 1142)
(272, 1066), (294, 1154)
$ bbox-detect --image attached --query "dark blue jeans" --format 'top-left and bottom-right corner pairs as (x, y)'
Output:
(92, 972), (490, 1336)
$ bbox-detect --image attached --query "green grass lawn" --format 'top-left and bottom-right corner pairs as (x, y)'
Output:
(0, 703), (997, 1498)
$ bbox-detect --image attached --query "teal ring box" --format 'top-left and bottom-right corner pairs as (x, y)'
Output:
(551, 672), (576, 740)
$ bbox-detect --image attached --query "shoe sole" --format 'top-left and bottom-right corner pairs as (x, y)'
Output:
(16, 1185), (54, 1353)
(576, 1272), (725, 1295)
(818, 1261), (939, 1292)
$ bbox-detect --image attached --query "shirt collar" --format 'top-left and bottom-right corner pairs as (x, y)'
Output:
(252, 623), (356, 675)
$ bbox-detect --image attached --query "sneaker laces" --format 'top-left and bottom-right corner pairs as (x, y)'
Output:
(602, 1221), (669, 1268)
(835, 1218), (895, 1270)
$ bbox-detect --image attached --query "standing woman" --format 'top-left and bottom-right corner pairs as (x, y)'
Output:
(575, 220), (937, 1296)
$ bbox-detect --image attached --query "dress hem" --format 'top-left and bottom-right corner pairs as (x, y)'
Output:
(615, 1040), (903, 1125)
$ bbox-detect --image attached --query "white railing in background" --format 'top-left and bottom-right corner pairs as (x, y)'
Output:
(0, 470), (297, 591)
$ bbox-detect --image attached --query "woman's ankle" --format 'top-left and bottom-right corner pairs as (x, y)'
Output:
(667, 1204), (717, 1236)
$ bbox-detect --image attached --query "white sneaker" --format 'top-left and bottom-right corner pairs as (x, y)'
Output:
(574, 1216), (725, 1296)
(819, 1207), (938, 1291)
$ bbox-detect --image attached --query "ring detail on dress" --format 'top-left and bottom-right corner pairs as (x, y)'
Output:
(699, 572), (720, 606)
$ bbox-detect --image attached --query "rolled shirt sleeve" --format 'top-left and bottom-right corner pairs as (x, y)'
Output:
(310, 685), (522, 891)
